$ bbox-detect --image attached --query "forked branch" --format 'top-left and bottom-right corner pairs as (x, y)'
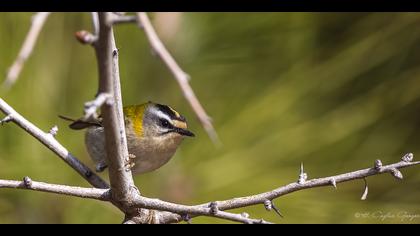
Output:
(0, 152), (418, 224)
(0, 98), (109, 189)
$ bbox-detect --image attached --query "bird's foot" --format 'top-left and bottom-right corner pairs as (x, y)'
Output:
(122, 153), (136, 172)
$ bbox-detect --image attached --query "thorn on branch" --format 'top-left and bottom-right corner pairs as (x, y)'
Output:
(0, 115), (13, 125)
(361, 178), (368, 200)
(75, 30), (97, 45)
(374, 159), (383, 171)
(390, 168), (403, 180)
(48, 125), (58, 137)
(402, 153), (414, 163)
(330, 178), (337, 189)
(298, 162), (307, 184)
(209, 202), (219, 215)
(23, 176), (32, 188)
(272, 203), (284, 218)
(263, 199), (283, 218)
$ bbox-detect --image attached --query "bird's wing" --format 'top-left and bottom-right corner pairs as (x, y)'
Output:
(58, 115), (102, 130)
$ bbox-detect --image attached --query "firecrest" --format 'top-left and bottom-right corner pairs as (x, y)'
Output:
(61, 102), (194, 174)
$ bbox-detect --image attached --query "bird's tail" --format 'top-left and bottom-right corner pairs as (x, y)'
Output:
(58, 115), (77, 122)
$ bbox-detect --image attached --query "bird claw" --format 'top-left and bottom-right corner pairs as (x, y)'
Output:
(122, 154), (136, 172)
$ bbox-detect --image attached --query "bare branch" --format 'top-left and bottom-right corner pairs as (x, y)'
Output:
(0, 177), (110, 201)
(201, 158), (420, 210)
(93, 12), (136, 204)
(75, 30), (97, 45)
(3, 12), (50, 90)
(0, 115), (13, 124)
(156, 156), (420, 223)
(0, 98), (109, 189)
(131, 195), (273, 224)
(91, 12), (99, 37)
(111, 15), (137, 25)
(136, 12), (220, 145)
(74, 13), (99, 46)
(83, 92), (113, 121)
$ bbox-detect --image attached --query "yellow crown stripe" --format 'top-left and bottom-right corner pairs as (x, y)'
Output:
(168, 106), (181, 118)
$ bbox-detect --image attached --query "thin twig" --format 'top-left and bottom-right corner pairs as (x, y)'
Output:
(3, 12), (50, 90)
(0, 178), (110, 200)
(91, 12), (99, 37)
(75, 30), (97, 45)
(0, 98), (109, 189)
(83, 92), (112, 120)
(111, 15), (137, 25)
(136, 12), (220, 145)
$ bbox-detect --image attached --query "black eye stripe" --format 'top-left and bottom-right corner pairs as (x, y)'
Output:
(159, 118), (172, 128)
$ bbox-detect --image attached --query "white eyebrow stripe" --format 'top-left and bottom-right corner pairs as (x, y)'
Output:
(151, 109), (173, 123)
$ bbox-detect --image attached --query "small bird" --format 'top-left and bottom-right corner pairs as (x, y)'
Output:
(60, 102), (194, 174)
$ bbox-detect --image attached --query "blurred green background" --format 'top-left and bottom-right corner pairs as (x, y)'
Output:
(1, 12), (420, 224)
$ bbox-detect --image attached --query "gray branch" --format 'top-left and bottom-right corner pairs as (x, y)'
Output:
(111, 15), (137, 25)
(93, 12), (137, 206)
(135, 12), (220, 145)
(3, 12), (50, 90)
(155, 157), (420, 223)
(83, 92), (112, 120)
(0, 177), (110, 200)
(0, 176), (270, 224)
(0, 98), (109, 189)
(91, 12), (99, 37)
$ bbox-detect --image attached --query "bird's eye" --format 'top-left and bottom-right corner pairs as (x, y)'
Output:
(159, 119), (171, 128)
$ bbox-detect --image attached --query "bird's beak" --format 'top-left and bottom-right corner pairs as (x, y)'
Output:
(175, 128), (195, 137)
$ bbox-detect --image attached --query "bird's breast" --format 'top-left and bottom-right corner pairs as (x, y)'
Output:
(129, 134), (184, 174)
